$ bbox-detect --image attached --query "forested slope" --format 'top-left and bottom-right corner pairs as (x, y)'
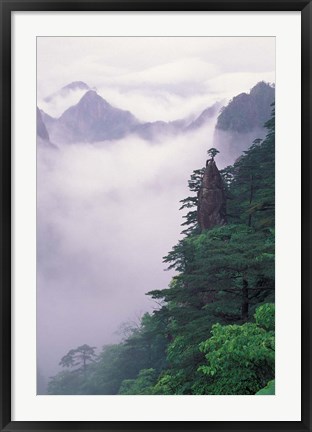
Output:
(48, 106), (275, 396)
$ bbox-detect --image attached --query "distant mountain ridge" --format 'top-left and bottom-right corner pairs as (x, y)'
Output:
(186, 103), (222, 131)
(36, 108), (57, 148)
(37, 81), (275, 149)
(39, 87), (219, 145)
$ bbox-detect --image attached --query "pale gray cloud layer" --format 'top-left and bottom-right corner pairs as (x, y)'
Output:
(37, 125), (217, 380)
(37, 37), (275, 121)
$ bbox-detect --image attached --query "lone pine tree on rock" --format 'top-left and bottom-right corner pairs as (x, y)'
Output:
(206, 147), (220, 162)
(197, 148), (227, 231)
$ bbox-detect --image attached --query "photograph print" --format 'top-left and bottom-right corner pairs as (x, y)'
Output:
(36, 36), (275, 396)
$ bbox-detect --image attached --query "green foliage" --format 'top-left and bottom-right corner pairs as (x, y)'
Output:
(157, 223), (274, 324)
(198, 304), (275, 395)
(119, 368), (157, 395)
(48, 370), (84, 395)
(207, 147), (220, 159)
(87, 344), (130, 394)
(47, 361), (99, 395)
(256, 379), (275, 395)
(255, 303), (275, 331)
(223, 104), (275, 229)
(59, 344), (97, 372)
(152, 373), (179, 395)
(179, 168), (204, 235)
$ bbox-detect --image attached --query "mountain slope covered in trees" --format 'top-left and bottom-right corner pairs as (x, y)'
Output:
(47, 105), (275, 396)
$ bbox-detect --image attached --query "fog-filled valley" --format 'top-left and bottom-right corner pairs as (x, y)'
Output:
(37, 122), (218, 385)
(37, 37), (275, 395)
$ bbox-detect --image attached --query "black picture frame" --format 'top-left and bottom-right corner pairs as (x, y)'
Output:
(1, 1), (311, 431)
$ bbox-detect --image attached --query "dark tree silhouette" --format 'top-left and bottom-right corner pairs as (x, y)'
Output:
(59, 344), (97, 375)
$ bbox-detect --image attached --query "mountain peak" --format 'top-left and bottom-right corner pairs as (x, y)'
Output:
(78, 90), (109, 106)
(83, 89), (97, 97)
(249, 81), (274, 97)
(216, 81), (275, 133)
(44, 81), (91, 104)
(49, 90), (139, 143)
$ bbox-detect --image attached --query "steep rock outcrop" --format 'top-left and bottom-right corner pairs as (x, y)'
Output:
(216, 81), (275, 133)
(37, 107), (50, 140)
(212, 82), (275, 166)
(197, 159), (227, 231)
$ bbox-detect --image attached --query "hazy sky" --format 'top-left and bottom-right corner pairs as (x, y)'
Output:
(37, 37), (275, 121)
(37, 37), (275, 389)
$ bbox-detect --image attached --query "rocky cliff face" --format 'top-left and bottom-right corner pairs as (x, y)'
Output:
(216, 81), (275, 133)
(197, 159), (227, 231)
(212, 82), (275, 166)
(37, 107), (50, 140)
